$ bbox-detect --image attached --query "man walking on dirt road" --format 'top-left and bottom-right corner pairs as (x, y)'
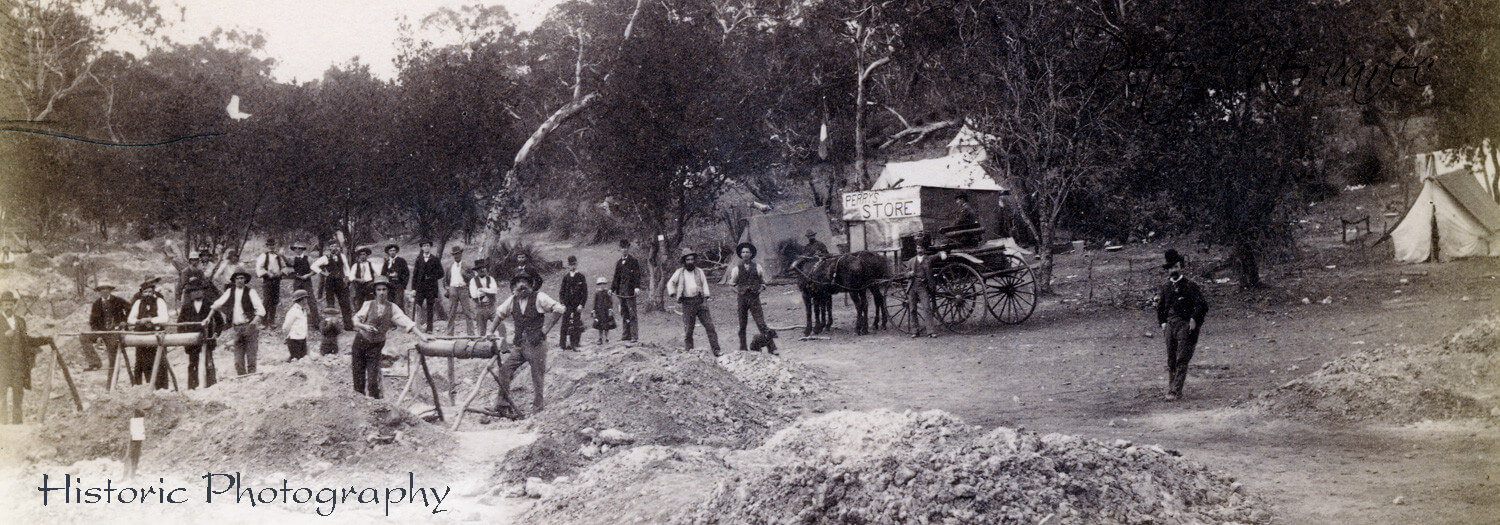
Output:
(611, 240), (642, 342)
(726, 242), (771, 352)
(668, 249), (723, 357)
(1156, 249), (1208, 401)
(490, 275), (565, 418)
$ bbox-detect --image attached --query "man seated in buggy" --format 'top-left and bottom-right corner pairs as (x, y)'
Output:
(933, 193), (985, 250)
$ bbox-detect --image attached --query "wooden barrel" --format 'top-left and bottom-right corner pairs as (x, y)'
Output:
(415, 340), (503, 359)
(120, 332), (203, 347)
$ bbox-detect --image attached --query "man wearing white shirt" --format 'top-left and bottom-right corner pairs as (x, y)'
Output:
(666, 249), (722, 357)
(468, 262), (499, 335)
(254, 238), (289, 328)
(347, 246), (378, 307)
(311, 242), (354, 331)
(282, 289), (311, 361)
(489, 276), (565, 418)
(350, 278), (428, 398)
(212, 267), (266, 375)
(127, 278), (172, 389)
(445, 245), (474, 335)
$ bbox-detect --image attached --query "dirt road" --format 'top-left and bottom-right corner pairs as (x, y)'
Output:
(544, 233), (1498, 524)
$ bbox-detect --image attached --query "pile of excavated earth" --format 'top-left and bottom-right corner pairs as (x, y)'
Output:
(38, 355), (455, 479)
(1253, 315), (1500, 424)
(527, 409), (1268, 524)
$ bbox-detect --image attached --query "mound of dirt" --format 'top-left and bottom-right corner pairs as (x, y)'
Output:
(39, 356), (455, 478)
(1253, 316), (1500, 424)
(494, 345), (784, 482)
(528, 409), (1267, 524)
(715, 351), (834, 409)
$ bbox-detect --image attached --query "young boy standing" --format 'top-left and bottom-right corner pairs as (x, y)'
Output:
(592, 277), (616, 345)
(283, 289), (311, 361)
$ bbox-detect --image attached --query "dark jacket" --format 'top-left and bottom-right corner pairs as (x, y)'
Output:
(177, 297), (225, 336)
(612, 255), (642, 297)
(382, 256), (410, 290)
(411, 253), (444, 293)
(559, 271), (589, 308)
(0, 314), (49, 388)
(89, 295), (131, 331)
(1156, 278), (1208, 325)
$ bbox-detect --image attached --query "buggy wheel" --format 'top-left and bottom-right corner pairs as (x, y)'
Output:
(934, 263), (983, 332)
(986, 254), (1038, 325)
(885, 276), (915, 334)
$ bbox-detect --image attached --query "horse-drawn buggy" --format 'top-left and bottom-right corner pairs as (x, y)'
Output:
(840, 184), (1038, 333)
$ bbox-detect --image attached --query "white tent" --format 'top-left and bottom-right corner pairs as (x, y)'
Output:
(871, 155), (1003, 191)
(1391, 164), (1500, 263)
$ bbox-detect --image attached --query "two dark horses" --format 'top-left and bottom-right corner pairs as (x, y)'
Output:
(788, 250), (890, 336)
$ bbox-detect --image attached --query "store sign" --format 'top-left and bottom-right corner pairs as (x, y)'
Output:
(841, 187), (921, 221)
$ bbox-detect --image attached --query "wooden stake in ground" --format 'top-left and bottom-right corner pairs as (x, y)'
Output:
(124, 409), (144, 479)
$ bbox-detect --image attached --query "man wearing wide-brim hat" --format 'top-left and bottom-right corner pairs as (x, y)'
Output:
(666, 247), (723, 356)
(725, 242), (772, 353)
(489, 273), (566, 418)
(805, 230), (830, 257)
(347, 245), (378, 307)
(0, 291), (52, 424)
(127, 277), (173, 389)
(311, 240), (354, 331)
(212, 266), (267, 375)
(84, 283), (130, 374)
(350, 277), (428, 398)
(444, 244), (475, 336)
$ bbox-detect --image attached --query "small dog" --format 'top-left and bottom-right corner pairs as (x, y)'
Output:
(749, 330), (778, 355)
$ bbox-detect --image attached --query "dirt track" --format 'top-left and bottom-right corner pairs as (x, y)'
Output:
(553, 234), (1499, 524)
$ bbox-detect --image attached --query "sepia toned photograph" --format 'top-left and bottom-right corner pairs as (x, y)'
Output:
(0, 0), (1496, 522)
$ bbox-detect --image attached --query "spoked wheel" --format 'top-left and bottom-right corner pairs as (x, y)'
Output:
(885, 276), (915, 334)
(934, 263), (984, 333)
(985, 254), (1038, 325)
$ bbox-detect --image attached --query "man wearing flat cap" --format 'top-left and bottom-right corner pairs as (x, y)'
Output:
(84, 283), (130, 374)
(725, 242), (771, 352)
(212, 266), (266, 375)
(1155, 249), (1208, 401)
(667, 248), (723, 357)
(1, 291), (51, 424)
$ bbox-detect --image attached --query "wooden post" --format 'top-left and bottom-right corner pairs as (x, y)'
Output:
(450, 362), (495, 431)
(149, 333), (167, 390)
(124, 409), (144, 479)
(418, 353), (445, 422)
(53, 344), (83, 411)
(39, 342), (55, 423)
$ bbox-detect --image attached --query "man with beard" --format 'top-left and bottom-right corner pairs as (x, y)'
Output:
(0, 291), (50, 424)
(488, 275), (565, 419)
(83, 284), (129, 374)
(312, 242), (354, 330)
(667, 249), (723, 357)
(725, 242), (771, 353)
(254, 238), (289, 328)
(127, 278), (172, 389)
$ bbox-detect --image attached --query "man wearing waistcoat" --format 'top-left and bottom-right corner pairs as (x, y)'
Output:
(350, 277), (428, 398)
(212, 267), (266, 375)
(557, 255), (588, 350)
(444, 245), (474, 335)
(1156, 249), (1209, 401)
(127, 279), (172, 389)
(255, 238), (289, 328)
(312, 242), (354, 331)
(489, 275), (565, 419)
(725, 242), (771, 352)
(348, 246), (378, 307)
(410, 241), (445, 331)
(287, 241), (319, 329)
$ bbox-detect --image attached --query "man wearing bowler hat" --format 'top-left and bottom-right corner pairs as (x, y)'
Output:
(611, 239), (642, 342)
(312, 240), (354, 331)
(381, 244), (410, 310)
(667, 248), (723, 357)
(1156, 249), (1208, 401)
(557, 255), (588, 350)
(1, 291), (51, 424)
(725, 242), (771, 352)
(212, 266), (266, 375)
(287, 241), (319, 328)
(410, 241), (445, 331)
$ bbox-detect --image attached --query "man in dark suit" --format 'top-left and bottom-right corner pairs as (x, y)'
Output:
(557, 255), (588, 350)
(1, 291), (50, 424)
(611, 239), (642, 342)
(410, 241), (445, 332)
(382, 244), (411, 310)
(83, 283), (130, 373)
(1156, 249), (1209, 401)
(177, 279), (224, 389)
